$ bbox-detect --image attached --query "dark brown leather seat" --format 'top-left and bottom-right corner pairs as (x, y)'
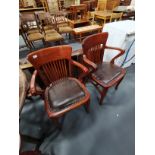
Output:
(47, 78), (85, 111)
(92, 62), (122, 86)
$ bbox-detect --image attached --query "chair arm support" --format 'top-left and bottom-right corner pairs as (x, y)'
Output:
(29, 70), (44, 96)
(71, 60), (89, 82)
(83, 55), (97, 71)
(105, 45), (125, 64)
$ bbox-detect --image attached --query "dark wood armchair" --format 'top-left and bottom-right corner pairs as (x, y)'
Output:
(27, 45), (90, 128)
(82, 32), (126, 105)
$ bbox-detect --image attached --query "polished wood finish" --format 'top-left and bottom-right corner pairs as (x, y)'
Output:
(27, 45), (90, 127)
(82, 32), (126, 104)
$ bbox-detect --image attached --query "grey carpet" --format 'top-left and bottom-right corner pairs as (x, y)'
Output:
(20, 64), (135, 155)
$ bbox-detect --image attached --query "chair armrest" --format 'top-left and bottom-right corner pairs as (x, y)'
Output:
(105, 45), (125, 64)
(29, 70), (44, 96)
(83, 55), (97, 72)
(71, 60), (89, 82)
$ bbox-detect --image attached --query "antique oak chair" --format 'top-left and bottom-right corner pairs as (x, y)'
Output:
(82, 32), (126, 105)
(27, 45), (90, 127)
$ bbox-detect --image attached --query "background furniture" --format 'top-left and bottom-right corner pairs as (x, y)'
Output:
(54, 11), (73, 38)
(102, 20), (135, 68)
(94, 10), (113, 25)
(73, 24), (102, 42)
(110, 12), (123, 22)
(113, 5), (135, 20)
(27, 45), (90, 128)
(82, 32), (126, 105)
(20, 13), (45, 49)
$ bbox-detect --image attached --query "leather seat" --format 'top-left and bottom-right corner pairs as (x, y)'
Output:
(47, 78), (86, 111)
(92, 62), (122, 85)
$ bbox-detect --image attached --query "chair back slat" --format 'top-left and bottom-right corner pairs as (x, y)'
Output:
(28, 45), (72, 86)
(82, 32), (108, 64)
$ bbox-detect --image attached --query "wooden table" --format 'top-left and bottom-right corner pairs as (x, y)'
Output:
(94, 10), (113, 25)
(73, 24), (102, 42)
(68, 18), (90, 28)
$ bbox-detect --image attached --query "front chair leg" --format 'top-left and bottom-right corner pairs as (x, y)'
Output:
(115, 76), (124, 90)
(84, 100), (90, 113)
(99, 88), (108, 105)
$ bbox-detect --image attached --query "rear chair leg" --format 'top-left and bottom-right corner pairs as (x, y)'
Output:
(84, 100), (90, 113)
(99, 88), (108, 105)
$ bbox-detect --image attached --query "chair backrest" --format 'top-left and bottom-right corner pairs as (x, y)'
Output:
(82, 32), (108, 64)
(54, 11), (68, 26)
(35, 11), (57, 30)
(20, 13), (38, 32)
(110, 12), (123, 22)
(96, 1), (106, 11)
(27, 45), (73, 86)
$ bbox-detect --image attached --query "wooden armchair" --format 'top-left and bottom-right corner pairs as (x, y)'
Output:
(82, 32), (126, 105)
(110, 12), (123, 22)
(27, 45), (90, 128)
(20, 13), (44, 49)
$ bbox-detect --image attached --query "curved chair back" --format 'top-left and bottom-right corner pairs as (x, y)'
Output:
(82, 32), (108, 64)
(28, 45), (72, 86)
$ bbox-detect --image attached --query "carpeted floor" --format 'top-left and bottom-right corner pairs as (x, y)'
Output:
(19, 35), (135, 155)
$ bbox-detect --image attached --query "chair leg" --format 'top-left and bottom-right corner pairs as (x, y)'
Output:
(84, 100), (90, 113)
(99, 88), (108, 105)
(115, 76), (124, 90)
(51, 118), (62, 130)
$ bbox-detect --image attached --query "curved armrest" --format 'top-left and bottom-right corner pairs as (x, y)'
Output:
(29, 70), (44, 96)
(83, 55), (97, 72)
(71, 60), (89, 82)
(105, 45), (125, 64)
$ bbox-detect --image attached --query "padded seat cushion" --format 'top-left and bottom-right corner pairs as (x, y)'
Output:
(45, 29), (57, 34)
(92, 62), (122, 84)
(44, 32), (63, 42)
(44, 25), (54, 30)
(47, 78), (85, 111)
(27, 32), (43, 41)
(59, 26), (73, 33)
